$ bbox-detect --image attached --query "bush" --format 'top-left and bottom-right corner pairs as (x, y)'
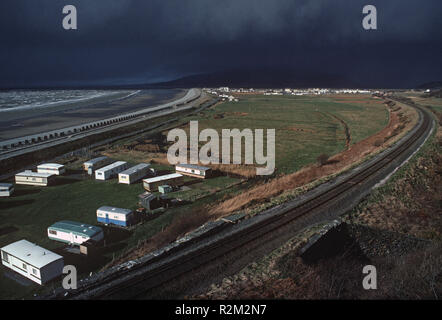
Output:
(317, 153), (329, 166)
(374, 139), (383, 147)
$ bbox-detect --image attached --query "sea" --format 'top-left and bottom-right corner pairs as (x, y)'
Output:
(0, 88), (184, 140)
(0, 90), (138, 113)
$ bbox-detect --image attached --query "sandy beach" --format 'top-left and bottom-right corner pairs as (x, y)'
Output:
(0, 89), (186, 140)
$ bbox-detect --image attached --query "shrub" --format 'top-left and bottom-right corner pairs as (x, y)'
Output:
(317, 153), (329, 166)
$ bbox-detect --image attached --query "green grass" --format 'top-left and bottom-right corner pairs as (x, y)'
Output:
(171, 176), (241, 202)
(0, 168), (241, 298)
(179, 94), (388, 174)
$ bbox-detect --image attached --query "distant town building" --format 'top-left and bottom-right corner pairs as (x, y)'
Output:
(1, 240), (64, 285)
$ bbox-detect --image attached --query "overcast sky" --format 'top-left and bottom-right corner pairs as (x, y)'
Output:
(1, 0), (441, 88)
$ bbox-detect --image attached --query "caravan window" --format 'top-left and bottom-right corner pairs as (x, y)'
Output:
(49, 230), (57, 235)
(1, 251), (8, 263)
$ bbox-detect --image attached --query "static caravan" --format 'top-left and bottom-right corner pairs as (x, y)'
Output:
(97, 206), (135, 227)
(15, 171), (56, 186)
(1, 240), (64, 285)
(95, 161), (128, 180)
(175, 164), (212, 179)
(118, 163), (151, 185)
(37, 163), (66, 175)
(143, 173), (184, 192)
(83, 156), (111, 175)
(0, 183), (14, 197)
(48, 221), (104, 246)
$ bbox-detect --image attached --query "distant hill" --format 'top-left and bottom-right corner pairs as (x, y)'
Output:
(417, 81), (442, 89)
(150, 69), (362, 89)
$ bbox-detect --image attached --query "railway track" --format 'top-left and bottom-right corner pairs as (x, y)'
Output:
(53, 98), (433, 300)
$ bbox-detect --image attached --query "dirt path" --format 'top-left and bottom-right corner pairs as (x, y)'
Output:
(326, 112), (351, 149)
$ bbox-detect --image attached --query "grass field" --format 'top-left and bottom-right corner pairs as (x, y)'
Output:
(176, 94), (388, 174)
(0, 94), (389, 298)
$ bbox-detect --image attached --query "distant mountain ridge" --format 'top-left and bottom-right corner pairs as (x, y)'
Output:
(151, 69), (362, 89)
(417, 81), (442, 89)
(2, 71), (439, 90)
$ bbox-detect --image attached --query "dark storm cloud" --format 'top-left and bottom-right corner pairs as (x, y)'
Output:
(0, 0), (441, 87)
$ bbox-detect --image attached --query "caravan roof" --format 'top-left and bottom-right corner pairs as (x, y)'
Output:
(48, 221), (102, 238)
(1, 240), (63, 269)
(84, 156), (108, 166)
(119, 163), (150, 175)
(97, 206), (132, 216)
(176, 164), (210, 171)
(37, 163), (65, 169)
(143, 173), (183, 184)
(16, 171), (54, 178)
(96, 161), (127, 172)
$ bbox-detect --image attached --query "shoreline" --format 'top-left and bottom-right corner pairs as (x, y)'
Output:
(0, 88), (186, 140)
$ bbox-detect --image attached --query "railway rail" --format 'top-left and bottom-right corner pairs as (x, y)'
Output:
(49, 97), (434, 300)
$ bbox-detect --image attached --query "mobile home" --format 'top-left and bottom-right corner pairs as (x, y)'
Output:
(83, 156), (110, 175)
(175, 164), (212, 179)
(95, 161), (128, 180)
(1, 240), (64, 285)
(118, 163), (151, 184)
(142, 173), (184, 192)
(0, 183), (14, 197)
(37, 163), (66, 175)
(15, 171), (56, 186)
(47, 221), (104, 246)
(97, 206), (135, 227)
